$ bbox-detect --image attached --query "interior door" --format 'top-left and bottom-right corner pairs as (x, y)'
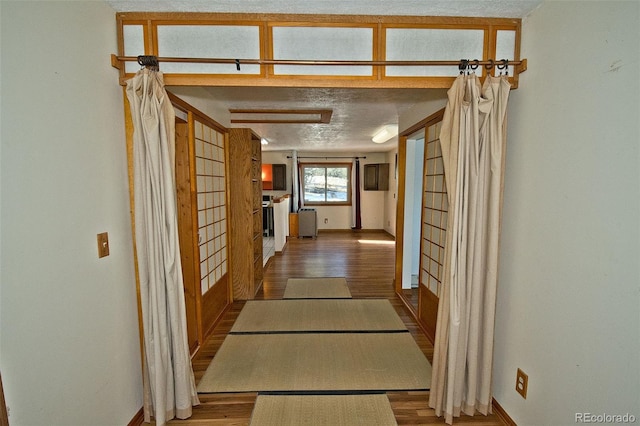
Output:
(175, 117), (199, 353)
(417, 115), (446, 341)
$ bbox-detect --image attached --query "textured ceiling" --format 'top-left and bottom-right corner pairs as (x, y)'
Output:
(189, 86), (448, 152)
(110, 0), (542, 152)
(106, 0), (542, 18)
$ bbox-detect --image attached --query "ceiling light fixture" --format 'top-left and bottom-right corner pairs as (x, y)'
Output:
(372, 125), (398, 144)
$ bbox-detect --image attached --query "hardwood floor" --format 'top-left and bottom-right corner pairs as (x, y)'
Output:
(163, 231), (505, 425)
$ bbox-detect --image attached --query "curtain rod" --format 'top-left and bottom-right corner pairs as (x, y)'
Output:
(287, 156), (366, 159)
(124, 55), (522, 69)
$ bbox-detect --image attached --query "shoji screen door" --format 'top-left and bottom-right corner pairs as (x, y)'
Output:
(193, 118), (228, 297)
(418, 116), (448, 340)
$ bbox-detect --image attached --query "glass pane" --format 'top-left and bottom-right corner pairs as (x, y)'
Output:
(303, 167), (327, 202)
(495, 30), (517, 76)
(123, 25), (144, 73)
(272, 26), (373, 76)
(157, 25), (261, 74)
(326, 167), (348, 202)
(385, 28), (485, 77)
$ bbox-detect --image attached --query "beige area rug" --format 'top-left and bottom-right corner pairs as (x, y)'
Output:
(197, 332), (431, 393)
(283, 277), (352, 299)
(249, 394), (398, 426)
(231, 299), (407, 333)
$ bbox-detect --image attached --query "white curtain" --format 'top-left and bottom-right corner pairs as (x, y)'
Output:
(126, 69), (199, 426)
(429, 74), (510, 424)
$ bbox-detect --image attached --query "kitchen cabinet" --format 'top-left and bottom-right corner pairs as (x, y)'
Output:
(363, 163), (390, 191)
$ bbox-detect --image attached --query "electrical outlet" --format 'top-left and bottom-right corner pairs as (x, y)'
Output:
(97, 232), (110, 258)
(516, 368), (528, 399)
(324, 218), (328, 224)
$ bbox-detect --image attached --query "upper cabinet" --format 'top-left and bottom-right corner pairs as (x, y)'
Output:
(262, 164), (287, 191)
(272, 164), (287, 191)
(364, 163), (390, 191)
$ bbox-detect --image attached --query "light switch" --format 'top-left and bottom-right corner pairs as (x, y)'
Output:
(97, 232), (110, 258)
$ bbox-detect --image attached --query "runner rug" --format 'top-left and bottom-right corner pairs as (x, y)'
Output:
(196, 332), (431, 393)
(249, 394), (397, 426)
(283, 277), (352, 299)
(230, 299), (407, 333)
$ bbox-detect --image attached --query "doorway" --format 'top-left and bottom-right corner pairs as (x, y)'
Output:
(395, 109), (445, 342)
(401, 130), (426, 308)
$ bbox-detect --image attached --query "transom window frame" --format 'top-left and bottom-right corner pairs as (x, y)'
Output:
(300, 162), (353, 207)
(113, 13), (524, 89)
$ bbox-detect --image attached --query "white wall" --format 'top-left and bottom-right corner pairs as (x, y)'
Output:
(383, 148), (398, 236)
(262, 151), (389, 230)
(398, 94), (447, 131)
(359, 153), (388, 230)
(402, 139), (425, 289)
(0, 2), (143, 425)
(262, 151), (293, 201)
(494, 1), (640, 424)
(168, 86), (232, 127)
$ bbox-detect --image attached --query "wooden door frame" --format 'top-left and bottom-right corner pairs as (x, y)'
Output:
(394, 108), (445, 342)
(175, 116), (200, 353)
(0, 372), (8, 426)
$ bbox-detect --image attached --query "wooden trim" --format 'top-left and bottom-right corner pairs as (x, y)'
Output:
(114, 13), (523, 88)
(418, 285), (438, 343)
(230, 108), (333, 124)
(316, 228), (389, 233)
(381, 229), (396, 239)
(224, 131), (234, 304)
(299, 161), (353, 206)
(402, 108), (445, 138)
(394, 134), (407, 295)
(117, 12), (520, 26)
(186, 111), (204, 348)
(289, 213), (299, 238)
(398, 108), (445, 296)
(127, 407), (144, 426)
(0, 373), (8, 426)
(167, 92), (227, 134)
(395, 108), (445, 337)
(397, 288), (418, 318)
(395, 288), (435, 346)
(131, 74), (459, 88)
(264, 256), (275, 270)
(122, 88), (146, 373)
(201, 276), (231, 338)
(175, 119), (199, 352)
(492, 398), (517, 426)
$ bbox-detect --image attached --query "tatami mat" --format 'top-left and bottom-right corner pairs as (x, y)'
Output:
(249, 394), (398, 426)
(283, 277), (352, 299)
(231, 299), (407, 333)
(197, 332), (431, 393)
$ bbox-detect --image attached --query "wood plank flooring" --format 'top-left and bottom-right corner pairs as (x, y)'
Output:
(163, 231), (505, 426)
